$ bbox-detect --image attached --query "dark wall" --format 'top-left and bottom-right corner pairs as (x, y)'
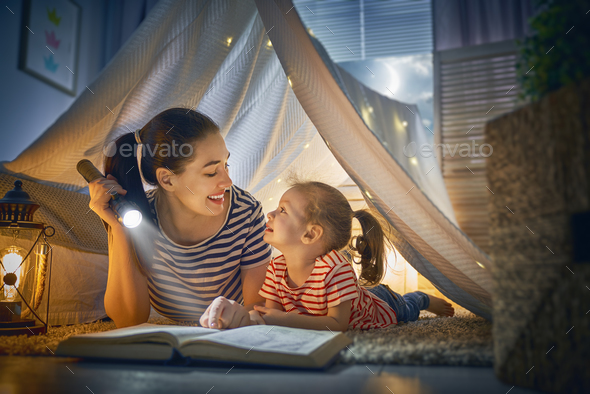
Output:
(0, 0), (108, 163)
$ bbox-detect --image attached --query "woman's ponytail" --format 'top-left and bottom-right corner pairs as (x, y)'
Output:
(103, 132), (152, 228)
(102, 132), (153, 276)
(350, 210), (386, 287)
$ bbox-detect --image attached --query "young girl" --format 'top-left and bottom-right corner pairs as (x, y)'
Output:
(251, 181), (454, 331)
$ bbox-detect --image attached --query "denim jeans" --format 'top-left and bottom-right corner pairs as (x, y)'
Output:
(367, 284), (430, 323)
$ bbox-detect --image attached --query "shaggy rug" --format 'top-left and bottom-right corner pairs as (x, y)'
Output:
(340, 309), (492, 366)
(0, 309), (492, 366)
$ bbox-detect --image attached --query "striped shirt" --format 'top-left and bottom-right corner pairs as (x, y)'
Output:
(259, 250), (397, 329)
(142, 185), (271, 322)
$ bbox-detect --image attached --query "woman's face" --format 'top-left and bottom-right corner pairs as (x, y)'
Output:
(172, 132), (232, 217)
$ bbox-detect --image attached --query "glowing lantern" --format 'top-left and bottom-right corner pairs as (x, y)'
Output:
(0, 180), (54, 336)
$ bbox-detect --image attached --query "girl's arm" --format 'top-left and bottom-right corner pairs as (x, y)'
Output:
(254, 299), (352, 332)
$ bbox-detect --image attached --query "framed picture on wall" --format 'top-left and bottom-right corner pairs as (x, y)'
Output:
(18, 0), (81, 96)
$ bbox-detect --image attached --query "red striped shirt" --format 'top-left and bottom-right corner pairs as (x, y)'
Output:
(259, 250), (397, 329)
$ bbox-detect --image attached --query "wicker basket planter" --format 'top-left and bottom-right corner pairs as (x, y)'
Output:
(486, 79), (590, 393)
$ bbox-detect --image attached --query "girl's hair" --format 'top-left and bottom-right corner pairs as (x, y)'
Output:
(290, 181), (387, 286)
(103, 108), (219, 221)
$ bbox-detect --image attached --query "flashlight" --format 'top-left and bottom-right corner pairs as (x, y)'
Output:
(77, 159), (143, 228)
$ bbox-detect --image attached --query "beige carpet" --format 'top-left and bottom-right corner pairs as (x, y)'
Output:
(340, 309), (492, 366)
(0, 309), (491, 366)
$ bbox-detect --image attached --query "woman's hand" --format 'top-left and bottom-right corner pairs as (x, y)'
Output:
(248, 310), (266, 325)
(199, 296), (251, 329)
(252, 305), (287, 325)
(88, 174), (127, 228)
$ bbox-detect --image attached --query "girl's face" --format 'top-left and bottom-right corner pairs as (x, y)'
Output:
(172, 132), (232, 217)
(264, 188), (309, 249)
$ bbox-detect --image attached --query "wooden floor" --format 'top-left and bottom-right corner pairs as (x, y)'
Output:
(0, 356), (542, 394)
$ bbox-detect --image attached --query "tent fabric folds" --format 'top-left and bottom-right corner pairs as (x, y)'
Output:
(256, 0), (492, 319)
(1, 0), (493, 320)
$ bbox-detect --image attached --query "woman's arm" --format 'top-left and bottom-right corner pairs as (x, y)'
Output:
(103, 225), (151, 328)
(254, 300), (352, 332)
(241, 261), (269, 310)
(199, 261), (269, 328)
(88, 175), (150, 328)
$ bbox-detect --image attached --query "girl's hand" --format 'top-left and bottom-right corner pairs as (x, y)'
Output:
(200, 296), (250, 329)
(248, 310), (266, 325)
(253, 305), (287, 325)
(88, 174), (127, 228)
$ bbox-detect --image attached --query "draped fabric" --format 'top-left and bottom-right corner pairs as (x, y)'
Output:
(1, 0), (493, 319)
(102, 0), (161, 67)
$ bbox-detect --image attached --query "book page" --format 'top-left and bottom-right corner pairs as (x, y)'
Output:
(184, 325), (337, 355)
(69, 323), (216, 347)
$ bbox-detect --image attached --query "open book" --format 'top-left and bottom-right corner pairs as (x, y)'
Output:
(56, 323), (352, 369)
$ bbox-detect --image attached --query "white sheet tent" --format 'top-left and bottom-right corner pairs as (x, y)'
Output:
(0, 0), (493, 324)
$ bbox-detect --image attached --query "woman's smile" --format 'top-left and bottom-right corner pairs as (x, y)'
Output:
(208, 191), (225, 205)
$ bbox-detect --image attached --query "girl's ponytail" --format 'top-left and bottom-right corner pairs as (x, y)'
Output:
(350, 210), (386, 287)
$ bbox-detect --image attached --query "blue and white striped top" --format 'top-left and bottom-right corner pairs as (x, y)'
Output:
(142, 185), (271, 322)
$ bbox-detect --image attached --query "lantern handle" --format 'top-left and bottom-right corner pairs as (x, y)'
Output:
(43, 226), (55, 238)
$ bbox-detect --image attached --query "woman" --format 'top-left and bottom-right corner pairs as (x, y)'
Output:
(89, 108), (271, 328)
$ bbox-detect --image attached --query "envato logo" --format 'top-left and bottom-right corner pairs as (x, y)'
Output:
(103, 141), (194, 158)
(402, 141), (493, 158)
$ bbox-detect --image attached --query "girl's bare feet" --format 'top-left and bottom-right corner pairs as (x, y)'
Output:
(426, 294), (455, 317)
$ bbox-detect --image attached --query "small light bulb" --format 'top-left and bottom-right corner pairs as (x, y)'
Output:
(267, 40), (272, 47)
(402, 121), (408, 127)
(304, 143), (309, 149)
(288, 77), (292, 87)
(368, 106), (374, 113)
(277, 179), (281, 183)
(227, 37), (232, 46)
(410, 157), (418, 166)
(269, 197), (273, 201)
(3, 251), (23, 272)
(476, 261), (485, 269)
(2, 248), (23, 299)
